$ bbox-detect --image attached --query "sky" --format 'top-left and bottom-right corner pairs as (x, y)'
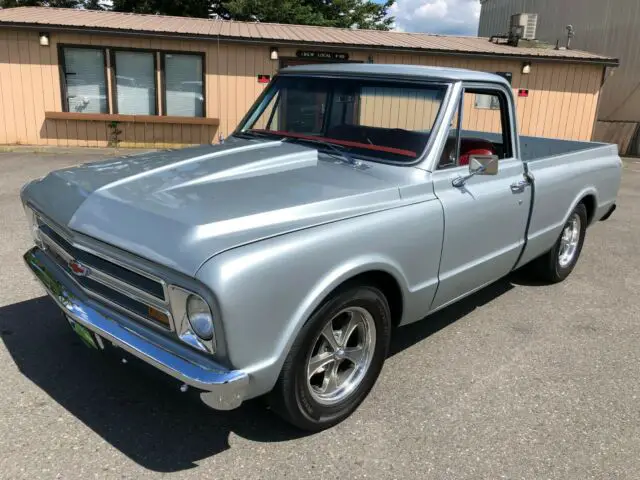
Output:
(381, 0), (482, 36)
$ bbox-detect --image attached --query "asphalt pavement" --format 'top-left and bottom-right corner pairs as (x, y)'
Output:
(0, 151), (639, 479)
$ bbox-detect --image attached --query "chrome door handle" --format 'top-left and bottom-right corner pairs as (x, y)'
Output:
(510, 180), (528, 193)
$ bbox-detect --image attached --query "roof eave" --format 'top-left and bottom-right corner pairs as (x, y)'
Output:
(0, 22), (620, 68)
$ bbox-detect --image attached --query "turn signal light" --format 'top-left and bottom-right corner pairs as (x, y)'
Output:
(148, 306), (170, 327)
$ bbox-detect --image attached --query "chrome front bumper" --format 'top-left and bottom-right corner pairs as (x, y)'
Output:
(24, 247), (249, 410)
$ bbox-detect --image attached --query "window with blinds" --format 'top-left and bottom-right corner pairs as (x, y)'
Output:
(61, 48), (108, 114)
(59, 46), (205, 118)
(164, 54), (204, 117)
(113, 51), (157, 115)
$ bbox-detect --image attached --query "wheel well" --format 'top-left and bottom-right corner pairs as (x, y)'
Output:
(337, 270), (404, 327)
(580, 194), (597, 225)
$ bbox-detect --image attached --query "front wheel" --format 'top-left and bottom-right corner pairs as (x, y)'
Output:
(532, 203), (588, 283)
(268, 285), (391, 431)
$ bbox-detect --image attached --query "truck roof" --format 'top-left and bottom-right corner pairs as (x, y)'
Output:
(281, 63), (510, 86)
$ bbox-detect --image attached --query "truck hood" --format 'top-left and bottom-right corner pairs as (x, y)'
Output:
(23, 137), (403, 275)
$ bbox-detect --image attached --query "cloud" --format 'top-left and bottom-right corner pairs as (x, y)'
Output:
(389, 0), (481, 36)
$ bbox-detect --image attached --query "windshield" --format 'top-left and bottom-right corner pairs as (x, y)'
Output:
(236, 76), (449, 163)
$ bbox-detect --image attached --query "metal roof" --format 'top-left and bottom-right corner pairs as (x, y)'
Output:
(281, 64), (512, 86)
(0, 7), (619, 66)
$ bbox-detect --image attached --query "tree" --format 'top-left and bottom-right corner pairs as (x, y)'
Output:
(0, 0), (83, 7)
(84, 0), (108, 9)
(111, 0), (395, 30)
(216, 0), (325, 25)
(214, 0), (394, 29)
(111, 0), (213, 18)
(0, 0), (396, 31)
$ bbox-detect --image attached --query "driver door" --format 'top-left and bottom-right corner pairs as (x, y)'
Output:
(430, 85), (531, 311)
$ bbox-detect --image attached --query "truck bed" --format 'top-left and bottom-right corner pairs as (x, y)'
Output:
(520, 135), (613, 162)
(516, 135), (621, 269)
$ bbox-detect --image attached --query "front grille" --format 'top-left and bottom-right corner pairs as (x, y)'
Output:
(39, 223), (165, 300)
(37, 216), (172, 330)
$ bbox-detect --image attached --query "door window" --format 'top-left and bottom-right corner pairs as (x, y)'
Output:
(439, 88), (513, 169)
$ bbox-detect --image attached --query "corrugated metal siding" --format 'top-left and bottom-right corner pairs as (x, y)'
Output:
(479, 0), (640, 122)
(0, 27), (603, 147)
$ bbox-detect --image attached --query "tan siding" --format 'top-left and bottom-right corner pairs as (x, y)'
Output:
(0, 27), (604, 147)
(7, 30), (27, 143)
(0, 30), (11, 144)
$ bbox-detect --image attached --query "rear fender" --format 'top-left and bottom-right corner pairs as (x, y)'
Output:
(563, 187), (598, 227)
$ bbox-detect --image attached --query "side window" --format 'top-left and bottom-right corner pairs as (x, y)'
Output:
(438, 88), (513, 169)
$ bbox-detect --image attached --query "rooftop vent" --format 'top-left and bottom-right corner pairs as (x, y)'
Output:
(510, 13), (538, 40)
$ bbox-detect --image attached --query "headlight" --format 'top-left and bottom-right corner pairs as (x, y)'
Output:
(186, 294), (214, 341)
(168, 286), (217, 354)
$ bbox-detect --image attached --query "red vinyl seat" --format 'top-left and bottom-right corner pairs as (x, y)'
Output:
(458, 138), (496, 166)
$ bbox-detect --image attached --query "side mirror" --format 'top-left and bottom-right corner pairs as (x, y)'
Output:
(452, 154), (499, 187)
(469, 154), (499, 176)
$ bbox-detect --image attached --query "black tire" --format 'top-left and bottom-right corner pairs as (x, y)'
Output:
(532, 203), (588, 283)
(268, 285), (391, 431)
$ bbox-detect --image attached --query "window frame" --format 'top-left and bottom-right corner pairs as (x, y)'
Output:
(109, 47), (159, 116)
(58, 44), (109, 114)
(438, 83), (516, 170)
(462, 86), (515, 160)
(160, 51), (207, 118)
(57, 44), (206, 118)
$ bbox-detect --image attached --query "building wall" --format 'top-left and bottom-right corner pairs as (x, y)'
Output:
(0, 27), (604, 148)
(478, 0), (640, 123)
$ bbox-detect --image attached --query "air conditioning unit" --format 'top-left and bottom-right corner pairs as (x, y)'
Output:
(510, 13), (538, 40)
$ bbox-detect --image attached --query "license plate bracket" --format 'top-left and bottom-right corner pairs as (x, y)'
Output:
(66, 316), (100, 350)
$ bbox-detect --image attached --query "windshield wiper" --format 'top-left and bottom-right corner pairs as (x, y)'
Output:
(235, 130), (281, 140)
(284, 137), (359, 166)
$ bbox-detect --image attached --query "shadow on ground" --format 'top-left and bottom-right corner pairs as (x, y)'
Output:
(0, 274), (523, 472)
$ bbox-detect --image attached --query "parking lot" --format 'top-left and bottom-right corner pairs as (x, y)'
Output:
(0, 151), (639, 479)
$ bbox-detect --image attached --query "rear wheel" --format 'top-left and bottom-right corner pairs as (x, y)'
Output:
(532, 203), (588, 283)
(268, 285), (391, 431)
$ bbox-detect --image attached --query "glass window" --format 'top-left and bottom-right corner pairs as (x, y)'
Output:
(474, 93), (500, 110)
(61, 48), (108, 113)
(240, 76), (447, 163)
(252, 92), (281, 130)
(438, 89), (511, 169)
(164, 53), (204, 117)
(113, 51), (156, 115)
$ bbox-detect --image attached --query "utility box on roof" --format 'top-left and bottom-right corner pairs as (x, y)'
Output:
(511, 13), (538, 40)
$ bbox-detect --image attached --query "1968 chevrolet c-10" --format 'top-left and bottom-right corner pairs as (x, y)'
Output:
(21, 64), (621, 430)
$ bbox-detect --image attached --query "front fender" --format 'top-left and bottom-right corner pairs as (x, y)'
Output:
(196, 200), (443, 398)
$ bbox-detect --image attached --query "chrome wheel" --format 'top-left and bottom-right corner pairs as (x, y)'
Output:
(558, 213), (581, 268)
(306, 306), (376, 406)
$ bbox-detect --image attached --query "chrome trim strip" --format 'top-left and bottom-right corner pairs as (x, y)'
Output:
(40, 230), (74, 262)
(39, 229), (174, 331)
(24, 247), (248, 411)
(86, 264), (168, 310)
(84, 289), (172, 333)
(76, 242), (170, 302)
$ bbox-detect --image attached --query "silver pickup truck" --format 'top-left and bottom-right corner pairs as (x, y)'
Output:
(21, 64), (621, 431)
